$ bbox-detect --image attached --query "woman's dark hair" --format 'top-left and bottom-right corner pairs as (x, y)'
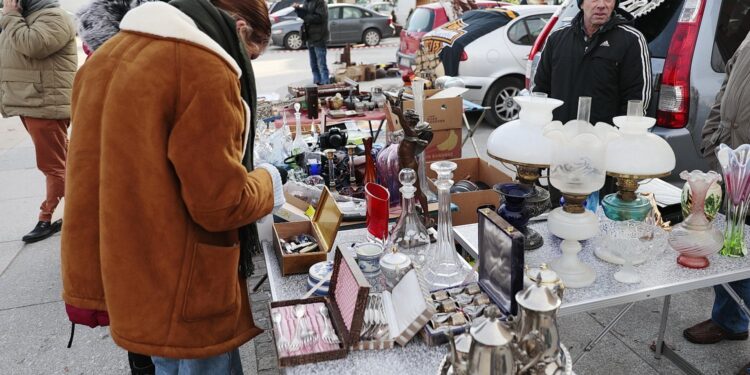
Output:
(213, 0), (271, 46)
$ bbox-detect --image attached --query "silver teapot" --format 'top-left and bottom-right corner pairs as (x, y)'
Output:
(448, 306), (543, 375)
(515, 274), (565, 374)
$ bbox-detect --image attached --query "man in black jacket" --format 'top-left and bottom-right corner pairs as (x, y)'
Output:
(294, 0), (330, 84)
(534, 0), (651, 125)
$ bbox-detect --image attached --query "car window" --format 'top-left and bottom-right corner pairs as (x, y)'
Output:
(407, 8), (434, 32)
(631, 0), (683, 58)
(508, 15), (550, 46)
(329, 7), (341, 20)
(342, 7), (363, 19)
(712, 0), (750, 72)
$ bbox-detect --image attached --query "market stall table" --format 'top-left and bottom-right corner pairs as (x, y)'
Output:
(262, 228), (448, 375)
(453, 217), (750, 374)
(272, 108), (386, 139)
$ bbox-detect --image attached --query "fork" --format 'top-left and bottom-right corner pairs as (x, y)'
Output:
(271, 311), (290, 353)
(294, 304), (317, 346)
(319, 305), (340, 345)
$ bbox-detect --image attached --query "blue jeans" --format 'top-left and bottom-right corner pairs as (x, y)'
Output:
(712, 279), (750, 334)
(308, 45), (330, 85)
(152, 348), (243, 375)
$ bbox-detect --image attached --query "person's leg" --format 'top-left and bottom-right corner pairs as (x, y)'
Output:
(713, 279), (750, 334)
(128, 351), (155, 375)
(308, 46), (321, 84)
(153, 348), (243, 375)
(314, 46), (330, 84)
(21, 116), (69, 221)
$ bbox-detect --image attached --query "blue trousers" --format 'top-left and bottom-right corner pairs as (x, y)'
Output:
(712, 279), (750, 334)
(152, 348), (243, 375)
(308, 45), (330, 85)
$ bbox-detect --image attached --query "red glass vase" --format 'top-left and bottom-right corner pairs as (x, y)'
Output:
(366, 183), (390, 243)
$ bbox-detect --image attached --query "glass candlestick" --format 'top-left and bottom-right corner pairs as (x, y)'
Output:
(325, 149), (337, 193)
(389, 168), (431, 265)
(346, 144), (357, 188)
(423, 161), (469, 289)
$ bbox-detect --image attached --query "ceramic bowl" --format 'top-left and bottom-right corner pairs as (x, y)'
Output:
(355, 243), (384, 274)
(307, 261), (333, 296)
(380, 251), (412, 288)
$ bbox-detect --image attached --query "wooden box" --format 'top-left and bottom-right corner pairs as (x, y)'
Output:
(352, 268), (435, 351)
(273, 187), (342, 276)
(271, 247), (371, 367)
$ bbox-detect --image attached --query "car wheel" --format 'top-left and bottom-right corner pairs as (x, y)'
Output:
(284, 32), (304, 50)
(363, 29), (381, 47)
(484, 77), (524, 127)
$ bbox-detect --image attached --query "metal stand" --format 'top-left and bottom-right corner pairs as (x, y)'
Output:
(572, 302), (634, 365)
(461, 107), (488, 157)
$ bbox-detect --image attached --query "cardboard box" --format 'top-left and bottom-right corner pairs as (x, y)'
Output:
(270, 248), (370, 366)
(427, 157), (513, 226)
(402, 89), (463, 162)
(273, 187), (342, 275)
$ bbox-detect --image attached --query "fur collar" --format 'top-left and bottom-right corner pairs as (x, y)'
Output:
(120, 2), (241, 76)
(76, 0), (159, 52)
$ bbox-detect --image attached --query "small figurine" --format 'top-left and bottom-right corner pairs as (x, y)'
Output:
(388, 90), (434, 227)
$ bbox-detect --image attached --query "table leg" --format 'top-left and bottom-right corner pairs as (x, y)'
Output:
(654, 295), (670, 360)
(721, 283), (750, 317)
(373, 119), (385, 141)
(572, 302), (635, 365)
(653, 295), (704, 375)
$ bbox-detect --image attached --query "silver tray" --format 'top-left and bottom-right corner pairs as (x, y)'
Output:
(437, 344), (574, 375)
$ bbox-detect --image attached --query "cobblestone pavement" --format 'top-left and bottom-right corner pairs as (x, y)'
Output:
(248, 251), (281, 375)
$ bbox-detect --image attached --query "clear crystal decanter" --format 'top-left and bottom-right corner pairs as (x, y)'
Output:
(423, 161), (469, 289)
(388, 168), (431, 265)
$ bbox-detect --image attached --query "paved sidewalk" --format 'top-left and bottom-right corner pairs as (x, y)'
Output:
(1, 116), (749, 374)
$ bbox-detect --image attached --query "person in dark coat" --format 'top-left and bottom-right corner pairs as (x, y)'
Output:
(294, 0), (330, 84)
(533, 0), (651, 125)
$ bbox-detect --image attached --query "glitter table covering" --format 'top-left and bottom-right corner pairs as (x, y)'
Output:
(453, 215), (750, 317)
(263, 228), (448, 375)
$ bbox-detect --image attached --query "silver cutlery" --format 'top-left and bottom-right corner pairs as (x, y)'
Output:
(272, 311), (290, 353)
(319, 305), (340, 345)
(294, 304), (317, 346)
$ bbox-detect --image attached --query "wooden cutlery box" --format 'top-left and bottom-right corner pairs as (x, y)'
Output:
(273, 186), (343, 276)
(270, 247), (370, 367)
(352, 268), (435, 351)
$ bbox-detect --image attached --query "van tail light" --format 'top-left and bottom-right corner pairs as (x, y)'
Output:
(460, 51), (468, 61)
(525, 7), (561, 88)
(656, 0), (705, 129)
(388, 17), (393, 26)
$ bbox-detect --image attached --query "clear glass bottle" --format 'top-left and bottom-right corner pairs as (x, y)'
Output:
(291, 103), (309, 155)
(388, 169), (430, 265)
(423, 161), (468, 289)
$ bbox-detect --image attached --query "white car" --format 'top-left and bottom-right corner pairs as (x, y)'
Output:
(458, 5), (557, 126)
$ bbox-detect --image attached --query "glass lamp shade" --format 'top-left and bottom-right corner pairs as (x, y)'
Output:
(605, 115), (676, 176)
(486, 96), (563, 166)
(602, 114), (676, 222)
(545, 120), (619, 195)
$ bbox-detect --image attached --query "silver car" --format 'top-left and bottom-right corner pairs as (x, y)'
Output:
(271, 4), (395, 50)
(527, 0), (750, 181)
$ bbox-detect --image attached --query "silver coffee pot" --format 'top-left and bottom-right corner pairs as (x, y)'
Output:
(515, 274), (564, 374)
(448, 306), (543, 375)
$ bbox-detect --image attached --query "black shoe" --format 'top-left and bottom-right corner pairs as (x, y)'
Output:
(22, 219), (62, 243)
